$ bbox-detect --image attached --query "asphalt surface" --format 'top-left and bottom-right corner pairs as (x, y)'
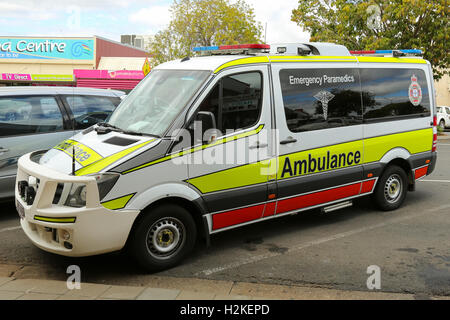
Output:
(1, 140), (449, 297)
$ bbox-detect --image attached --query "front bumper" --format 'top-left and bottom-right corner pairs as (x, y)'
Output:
(15, 152), (140, 257)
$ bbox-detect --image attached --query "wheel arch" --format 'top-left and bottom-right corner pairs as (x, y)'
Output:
(378, 148), (415, 189)
(124, 183), (210, 249)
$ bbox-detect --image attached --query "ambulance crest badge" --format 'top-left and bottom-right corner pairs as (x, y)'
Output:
(408, 74), (422, 106)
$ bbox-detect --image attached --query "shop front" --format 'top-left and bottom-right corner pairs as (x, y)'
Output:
(0, 73), (75, 87)
(74, 69), (144, 93)
(0, 36), (147, 88)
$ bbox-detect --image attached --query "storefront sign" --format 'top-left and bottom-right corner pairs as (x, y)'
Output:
(1, 73), (74, 82)
(74, 69), (144, 80)
(1, 73), (32, 81)
(0, 38), (94, 60)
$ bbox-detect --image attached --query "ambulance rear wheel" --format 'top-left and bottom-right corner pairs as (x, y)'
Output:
(130, 204), (197, 272)
(373, 165), (408, 211)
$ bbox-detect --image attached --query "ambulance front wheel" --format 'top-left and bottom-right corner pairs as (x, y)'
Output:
(130, 204), (197, 272)
(373, 165), (408, 211)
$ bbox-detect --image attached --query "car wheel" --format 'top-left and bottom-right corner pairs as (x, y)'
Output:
(439, 120), (446, 130)
(130, 204), (197, 272)
(6, 112), (17, 121)
(373, 165), (408, 211)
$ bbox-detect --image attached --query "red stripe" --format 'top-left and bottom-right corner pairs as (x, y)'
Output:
(350, 50), (376, 54)
(211, 180), (377, 231)
(276, 182), (361, 215)
(415, 166), (428, 180)
(212, 204), (265, 230)
(219, 44), (270, 50)
(263, 201), (276, 218)
(361, 179), (376, 194)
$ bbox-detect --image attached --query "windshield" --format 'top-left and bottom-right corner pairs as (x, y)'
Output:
(108, 69), (210, 136)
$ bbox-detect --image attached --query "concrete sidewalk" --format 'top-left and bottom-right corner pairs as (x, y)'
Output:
(0, 275), (448, 300)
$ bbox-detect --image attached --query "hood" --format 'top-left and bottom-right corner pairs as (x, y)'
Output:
(39, 127), (159, 176)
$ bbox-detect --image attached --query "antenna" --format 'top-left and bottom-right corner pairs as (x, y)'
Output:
(72, 143), (76, 176)
(72, 117), (76, 176)
(264, 23), (267, 43)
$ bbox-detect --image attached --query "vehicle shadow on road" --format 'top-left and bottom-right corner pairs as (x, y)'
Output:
(1, 190), (433, 283)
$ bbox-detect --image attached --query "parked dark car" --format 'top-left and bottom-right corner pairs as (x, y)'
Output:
(0, 86), (124, 200)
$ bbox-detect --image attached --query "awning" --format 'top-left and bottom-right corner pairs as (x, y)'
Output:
(76, 79), (140, 90)
(98, 57), (148, 71)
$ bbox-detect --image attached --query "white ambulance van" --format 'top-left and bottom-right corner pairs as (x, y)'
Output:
(15, 43), (438, 271)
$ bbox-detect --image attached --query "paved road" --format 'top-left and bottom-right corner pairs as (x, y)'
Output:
(1, 141), (449, 297)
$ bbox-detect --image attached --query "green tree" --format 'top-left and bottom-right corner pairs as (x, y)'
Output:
(291, 0), (449, 79)
(149, 0), (263, 66)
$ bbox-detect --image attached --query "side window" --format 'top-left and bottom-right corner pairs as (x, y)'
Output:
(279, 68), (362, 133)
(64, 95), (120, 129)
(446, 107), (450, 115)
(0, 96), (63, 137)
(437, 107), (442, 113)
(198, 72), (262, 132)
(360, 68), (430, 120)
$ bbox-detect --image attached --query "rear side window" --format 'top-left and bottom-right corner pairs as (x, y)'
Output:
(64, 95), (120, 129)
(279, 68), (362, 133)
(0, 96), (63, 137)
(360, 68), (430, 121)
(198, 72), (262, 132)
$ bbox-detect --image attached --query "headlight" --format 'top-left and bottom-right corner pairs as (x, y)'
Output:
(63, 173), (120, 208)
(65, 183), (87, 208)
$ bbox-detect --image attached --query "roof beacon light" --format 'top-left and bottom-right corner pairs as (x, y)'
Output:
(193, 44), (270, 56)
(350, 49), (423, 57)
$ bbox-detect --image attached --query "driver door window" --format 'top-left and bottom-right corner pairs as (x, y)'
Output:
(197, 71), (263, 134)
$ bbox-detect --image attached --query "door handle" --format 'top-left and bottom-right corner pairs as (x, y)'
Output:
(249, 142), (268, 150)
(280, 137), (297, 145)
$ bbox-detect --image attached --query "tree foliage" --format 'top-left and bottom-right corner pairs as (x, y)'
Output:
(149, 0), (263, 65)
(291, 0), (449, 79)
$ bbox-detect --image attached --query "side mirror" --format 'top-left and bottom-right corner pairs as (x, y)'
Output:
(190, 111), (218, 144)
(196, 111), (216, 131)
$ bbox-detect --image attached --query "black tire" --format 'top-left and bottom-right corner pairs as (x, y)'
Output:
(130, 204), (197, 272)
(373, 165), (408, 211)
(439, 120), (446, 130)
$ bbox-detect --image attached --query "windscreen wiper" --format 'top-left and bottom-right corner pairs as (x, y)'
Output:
(96, 122), (121, 130)
(96, 123), (160, 138)
(95, 122), (123, 134)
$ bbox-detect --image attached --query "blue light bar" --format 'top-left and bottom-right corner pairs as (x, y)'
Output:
(193, 46), (220, 52)
(376, 49), (422, 54)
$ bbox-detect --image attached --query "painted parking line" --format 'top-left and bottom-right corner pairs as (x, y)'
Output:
(419, 180), (450, 183)
(196, 204), (450, 277)
(0, 226), (21, 233)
